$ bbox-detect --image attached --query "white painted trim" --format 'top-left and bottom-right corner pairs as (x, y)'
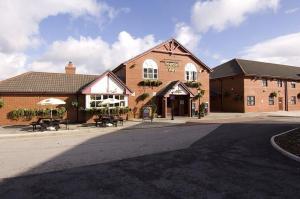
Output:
(270, 128), (300, 163)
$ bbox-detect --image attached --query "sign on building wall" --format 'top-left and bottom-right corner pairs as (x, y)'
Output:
(165, 61), (179, 72)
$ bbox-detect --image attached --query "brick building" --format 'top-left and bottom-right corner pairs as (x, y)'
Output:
(113, 38), (211, 118)
(210, 59), (300, 112)
(0, 39), (211, 125)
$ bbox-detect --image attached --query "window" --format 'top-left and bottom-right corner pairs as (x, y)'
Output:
(143, 59), (158, 79)
(185, 63), (197, 81)
(291, 96), (296, 105)
(247, 96), (255, 106)
(269, 96), (275, 105)
(89, 94), (126, 108)
(291, 82), (296, 88)
(262, 79), (268, 87)
(277, 80), (283, 87)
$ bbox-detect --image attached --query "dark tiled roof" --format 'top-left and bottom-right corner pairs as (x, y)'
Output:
(0, 72), (99, 93)
(211, 59), (300, 80)
(156, 80), (194, 97)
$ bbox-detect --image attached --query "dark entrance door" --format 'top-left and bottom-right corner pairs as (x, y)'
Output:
(171, 95), (188, 116)
(278, 97), (283, 111)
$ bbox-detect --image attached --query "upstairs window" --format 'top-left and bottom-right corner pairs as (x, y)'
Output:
(143, 59), (158, 79)
(291, 96), (296, 104)
(269, 96), (275, 105)
(185, 63), (197, 81)
(277, 80), (283, 87)
(247, 96), (255, 106)
(262, 79), (268, 87)
(291, 82), (296, 88)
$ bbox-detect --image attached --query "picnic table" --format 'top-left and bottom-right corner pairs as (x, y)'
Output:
(95, 115), (123, 127)
(30, 118), (69, 131)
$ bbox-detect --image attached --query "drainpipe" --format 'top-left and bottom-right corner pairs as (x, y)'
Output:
(285, 80), (288, 111)
(220, 79), (223, 112)
(76, 93), (79, 122)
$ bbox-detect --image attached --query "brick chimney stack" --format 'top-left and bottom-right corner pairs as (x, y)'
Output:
(65, 61), (76, 74)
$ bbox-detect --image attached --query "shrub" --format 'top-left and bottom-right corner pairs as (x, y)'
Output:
(7, 107), (66, 120)
(269, 92), (277, 98)
(71, 101), (79, 108)
(136, 93), (150, 103)
(184, 81), (201, 88)
(138, 80), (162, 87)
(0, 99), (4, 109)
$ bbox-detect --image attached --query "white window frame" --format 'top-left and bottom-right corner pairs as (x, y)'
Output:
(86, 94), (128, 109)
(262, 79), (268, 87)
(185, 63), (197, 81)
(277, 80), (283, 87)
(291, 96), (296, 104)
(143, 59), (158, 80)
(291, 82), (296, 88)
(247, 96), (255, 106)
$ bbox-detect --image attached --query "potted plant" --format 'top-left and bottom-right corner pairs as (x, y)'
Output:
(184, 81), (201, 88)
(0, 99), (4, 109)
(270, 92), (277, 98)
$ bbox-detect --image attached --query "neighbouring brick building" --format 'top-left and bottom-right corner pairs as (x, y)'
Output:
(210, 59), (300, 112)
(0, 38), (211, 125)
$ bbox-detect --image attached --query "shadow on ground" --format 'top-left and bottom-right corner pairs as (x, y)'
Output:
(1, 122), (300, 199)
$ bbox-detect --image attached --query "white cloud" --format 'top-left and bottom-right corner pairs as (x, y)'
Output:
(191, 0), (280, 33)
(0, 0), (116, 53)
(174, 23), (201, 51)
(0, 53), (27, 80)
(285, 7), (299, 14)
(241, 32), (300, 66)
(30, 32), (160, 75)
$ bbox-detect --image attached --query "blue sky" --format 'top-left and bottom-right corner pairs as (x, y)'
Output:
(0, 0), (300, 79)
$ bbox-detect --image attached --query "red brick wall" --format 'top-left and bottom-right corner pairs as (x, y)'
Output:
(0, 94), (86, 125)
(122, 50), (210, 117)
(210, 76), (244, 112)
(244, 77), (286, 112)
(210, 76), (300, 113)
(286, 81), (300, 111)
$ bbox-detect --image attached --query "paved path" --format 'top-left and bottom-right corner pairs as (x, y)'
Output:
(0, 124), (219, 179)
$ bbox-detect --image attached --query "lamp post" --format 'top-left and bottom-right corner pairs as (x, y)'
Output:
(171, 92), (174, 120)
(197, 89), (201, 119)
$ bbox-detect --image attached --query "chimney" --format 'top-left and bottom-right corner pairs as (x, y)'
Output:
(65, 61), (76, 74)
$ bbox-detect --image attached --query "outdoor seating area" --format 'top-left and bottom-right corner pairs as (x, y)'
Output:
(94, 115), (124, 127)
(26, 97), (126, 132)
(30, 118), (69, 132)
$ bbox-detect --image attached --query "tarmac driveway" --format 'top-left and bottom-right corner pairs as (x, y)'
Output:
(0, 124), (219, 179)
(1, 120), (300, 198)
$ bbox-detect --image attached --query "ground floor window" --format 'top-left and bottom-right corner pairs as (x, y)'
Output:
(87, 94), (126, 108)
(291, 96), (296, 105)
(247, 96), (255, 106)
(269, 96), (275, 105)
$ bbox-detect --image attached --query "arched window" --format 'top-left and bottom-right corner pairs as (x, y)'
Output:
(185, 63), (197, 81)
(143, 59), (158, 79)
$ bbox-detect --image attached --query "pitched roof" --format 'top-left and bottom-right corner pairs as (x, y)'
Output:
(81, 71), (133, 94)
(211, 58), (300, 80)
(156, 80), (194, 97)
(113, 38), (212, 73)
(0, 72), (99, 93)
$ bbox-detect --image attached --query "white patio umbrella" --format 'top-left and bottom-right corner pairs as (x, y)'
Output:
(38, 98), (66, 118)
(99, 98), (121, 115)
